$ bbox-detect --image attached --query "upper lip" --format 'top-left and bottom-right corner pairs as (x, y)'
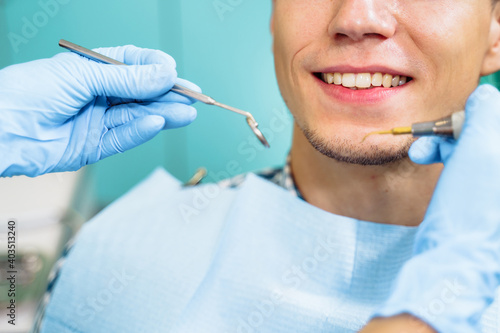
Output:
(314, 65), (412, 78)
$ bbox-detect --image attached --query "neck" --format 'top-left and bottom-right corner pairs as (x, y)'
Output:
(290, 124), (443, 226)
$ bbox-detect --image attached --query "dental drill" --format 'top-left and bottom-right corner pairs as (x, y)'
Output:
(363, 111), (466, 142)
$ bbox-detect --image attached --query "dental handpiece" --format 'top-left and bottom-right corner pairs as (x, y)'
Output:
(363, 111), (466, 142)
(58, 39), (270, 148)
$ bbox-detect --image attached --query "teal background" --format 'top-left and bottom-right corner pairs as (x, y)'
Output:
(0, 0), (499, 206)
(0, 0), (290, 206)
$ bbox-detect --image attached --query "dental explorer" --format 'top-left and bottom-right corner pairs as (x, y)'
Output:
(58, 39), (270, 148)
(362, 111), (466, 142)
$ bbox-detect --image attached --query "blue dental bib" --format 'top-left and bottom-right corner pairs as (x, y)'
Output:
(40, 169), (500, 332)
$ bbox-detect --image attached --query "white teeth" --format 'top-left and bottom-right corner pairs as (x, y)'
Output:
(333, 73), (342, 85)
(391, 75), (400, 87)
(342, 73), (356, 88)
(321, 72), (410, 89)
(382, 74), (393, 88)
(372, 73), (383, 87)
(356, 73), (372, 88)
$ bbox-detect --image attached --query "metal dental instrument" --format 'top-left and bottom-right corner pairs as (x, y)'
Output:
(362, 111), (466, 142)
(184, 167), (208, 187)
(59, 39), (270, 148)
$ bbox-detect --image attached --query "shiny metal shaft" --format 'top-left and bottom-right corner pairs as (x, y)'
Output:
(58, 39), (270, 148)
(59, 39), (214, 105)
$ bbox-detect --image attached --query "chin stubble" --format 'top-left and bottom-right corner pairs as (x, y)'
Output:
(301, 126), (415, 166)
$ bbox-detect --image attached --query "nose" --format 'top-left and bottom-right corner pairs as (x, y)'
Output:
(328, 0), (397, 42)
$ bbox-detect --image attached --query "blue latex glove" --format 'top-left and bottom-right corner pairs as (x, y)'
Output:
(373, 84), (500, 332)
(0, 45), (199, 177)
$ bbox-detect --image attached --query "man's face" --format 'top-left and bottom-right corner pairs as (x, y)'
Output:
(272, 0), (497, 165)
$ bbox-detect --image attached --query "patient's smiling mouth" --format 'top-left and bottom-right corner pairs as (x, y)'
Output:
(315, 72), (413, 90)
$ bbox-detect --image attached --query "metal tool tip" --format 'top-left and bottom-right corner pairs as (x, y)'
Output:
(257, 130), (271, 148)
(246, 117), (270, 148)
(184, 167), (208, 187)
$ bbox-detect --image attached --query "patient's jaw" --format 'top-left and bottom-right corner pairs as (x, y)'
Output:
(271, 0), (500, 165)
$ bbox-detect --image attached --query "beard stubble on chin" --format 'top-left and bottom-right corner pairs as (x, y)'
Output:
(301, 125), (416, 166)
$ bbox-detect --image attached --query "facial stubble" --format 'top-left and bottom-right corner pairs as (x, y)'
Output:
(300, 123), (416, 166)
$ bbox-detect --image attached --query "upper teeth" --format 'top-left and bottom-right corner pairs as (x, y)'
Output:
(322, 73), (409, 89)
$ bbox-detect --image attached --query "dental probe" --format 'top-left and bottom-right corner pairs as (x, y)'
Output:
(58, 39), (270, 148)
(362, 111), (466, 142)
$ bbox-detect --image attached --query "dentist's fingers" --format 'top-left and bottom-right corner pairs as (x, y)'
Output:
(93, 45), (176, 68)
(104, 102), (197, 130)
(409, 136), (443, 165)
(155, 78), (203, 104)
(100, 115), (165, 159)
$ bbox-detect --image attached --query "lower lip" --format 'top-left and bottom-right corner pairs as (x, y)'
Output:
(314, 75), (410, 105)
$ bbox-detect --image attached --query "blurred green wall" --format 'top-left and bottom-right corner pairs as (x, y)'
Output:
(0, 0), (11, 68)
(0, 0), (499, 206)
(177, 0), (290, 185)
(0, 0), (289, 206)
(481, 73), (500, 86)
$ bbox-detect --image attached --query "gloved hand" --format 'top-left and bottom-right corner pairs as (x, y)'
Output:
(0, 45), (199, 177)
(373, 84), (500, 332)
